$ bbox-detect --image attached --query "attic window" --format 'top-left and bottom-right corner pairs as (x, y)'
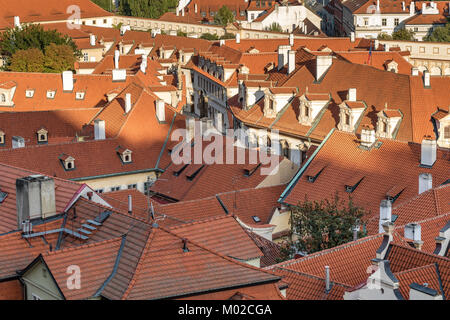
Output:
(305, 161), (327, 183)
(0, 190), (7, 203)
(173, 164), (188, 176)
(386, 185), (405, 203)
(252, 216), (261, 223)
(76, 92), (86, 100)
(116, 146), (132, 164)
(37, 128), (48, 144)
(345, 176), (364, 193)
(25, 89), (35, 98)
(186, 165), (205, 181)
(59, 154), (75, 171)
(46, 90), (56, 99)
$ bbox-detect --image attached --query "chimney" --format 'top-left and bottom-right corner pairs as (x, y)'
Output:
(288, 50), (296, 74)
(186, 117), (195, 141)
(421, 137), (437, 167)
(303, 24), (307, 35)
(128, 194), (132, 214)
(350, 32), (355, 43)
(374, 39), (379, 50)
(114, 50), (120, 69)
(62, 71), (74, 92)
(176, 9), (179, 16)
(16, 175), (56, 228)
(348, 88), (357, 102)
(411, 67), (419, 76)
(325, 266), (331, 292)
(94, 119), (106, 140)
(236, 33), (241, 44)
(402, 1), (405, 11)
(384, 43), (390, 52)
(182, 8), (185, 16)
(216, 112), (223, 134)
(277, 45), (291, 70)
(422, 3), (426, 12)
(376, 0), (380, 11)
(405, 223), (423, 250)
(219, 39), (225, 46)
(125, 93), (132, 113)
(379, 200), (392, 233)
(410, 1), (415, 15)
(112, 69), (127, 82)
(423, 70), (430, 87)
(289, 33), (294, 46)
(315, 55), (333, 81)
(156, 99), (165, 122)
(434, 221), (450, 256)
(195, 3), (198, 13)
(418, 173), (432, 194)
(140, 55), (148, 74)
(14, 16), (20, 28)
(12, 136), (25, 149)
(361, 125), (376, 148)
(90, 34), (96, 46)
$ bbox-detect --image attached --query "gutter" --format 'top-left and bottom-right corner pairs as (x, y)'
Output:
(69, 167), (163, 182)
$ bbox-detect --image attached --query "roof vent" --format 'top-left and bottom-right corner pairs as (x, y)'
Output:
(182, 238), (189, 252)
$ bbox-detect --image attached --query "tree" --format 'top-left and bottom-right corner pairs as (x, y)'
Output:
(43, 44), (77, 73)
(0, 24), (80, 69)
(177, 30), (187, 37)
(214, 5), (235, 26)
(266, 22), (283, 33)
(377, 32), (392, 40)
(219, 33), (236, 40)
(119, 0), (178, 19)
(90, 0), (113, 12)
(9, 48), (45, 72)
(424, 18), (450, 42)
(392, 28), (415, 41)
(280, 194), (367, 259)
(200, 33), (219, 40)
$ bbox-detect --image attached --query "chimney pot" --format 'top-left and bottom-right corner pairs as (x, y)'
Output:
(128, 194), (132, 214)
(289, 33), (294, 46)
(350, 32), (355, 42)
(14, 16), (20, 28)
(114, 50), (120, 69)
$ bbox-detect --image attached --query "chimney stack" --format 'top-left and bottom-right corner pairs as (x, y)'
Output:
(236, 33), (241, 44)
(421, 137), (436, 167)
(423, 70), (431, 87)
(361, 125), (376, 148)
(288, 50), (296, 74)
(410, 1), (415, 15)
(14, 16), (20, 29)
(315, 55), (333, 81)
(156, 100), (165, 122)
(128, 194), (132, 214)
(90, 34), (96, 46)
(411, 67), (419, 76)
(350, 32), (355, 43)
(140, 55), (148, 74)
(289, 33), (294, 46)
(16, 175), (56, 228)
(62, 71), (74, 92)
(277, 45), (291, 70)
(195, 3), (198, 13)
(114, 50), (120, 69)
(219, 39), (225, 46)
(186, 117), (195, 142)
(434, 221), (450, 256)
(379, 200), (392, 233)
(384, 43), (390, 52)
(405, 223), (422, 243)
(125, 93), (132, 113)
(348, 88), (357, 102)
(418, 173), (432, 194)
(325, 266), (331, 292)
(94, 119), (106, 140)
(402, 1), (405, 11)
(374, 39), (379, 50)
(112, 69), (127, 82)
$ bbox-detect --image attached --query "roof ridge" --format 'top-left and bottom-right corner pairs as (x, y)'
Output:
(272, 266), (352, 288)
(168, 214), (233, 230)
(390, 243), (450, 262)
(394, 262), (438, 276)
(392, 183), (450, 212)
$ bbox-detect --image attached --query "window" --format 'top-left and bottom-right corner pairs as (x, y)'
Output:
(251, 14), (255, 20)
(0, 131), (4, 145)
(83, 53), (89, 62)
(420, 46), (425, 53)
(76, 92), (85, 100)
(103, 19), (107, 24)
(92, 20), (96, 25)
(281, 140), (290, 158)
(364, 18), (368, 26)
(382, 121), (387, 133)
(111, 186), (121, 192)
(95, 189), (104, 194)
(128, 184), (137, 189)
(394, 18), (399, 26)
(345, 113), (350, 125)
(0, 94), (5, 102)
(414, 27), (418, 32)
(382, 19), (387, 26)
(433, 47), (439, 54)
(444, 126), (450, 139)
(46, 90), (55, 99)
(269, 99), (274, 110)
(26, 89), (35, 98)
(304, 105), (310, 118)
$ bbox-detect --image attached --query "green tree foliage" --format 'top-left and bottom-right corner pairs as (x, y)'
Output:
(392, 28), (416, 41)
(90, 0), (113, 12)
(266, 22), (283, 33)
(377, 32), (393, 40)
(119, 0), (178, 19)
(219, 33), (236, 40)
(177, 30), (188, 37)
(200, 33), (219, 40)
(10, 48), (45, 72)
(214, 5), (235, 26)
(43, 44), (78, 73)
(0, 24), (80, 69)
(279, 194), (367, 260)
(424, 18), (450, 42)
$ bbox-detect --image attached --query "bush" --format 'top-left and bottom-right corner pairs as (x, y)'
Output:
(200, 33), (219, 40)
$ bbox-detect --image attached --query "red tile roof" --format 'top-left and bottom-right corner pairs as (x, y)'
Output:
(395, 263), (443, 299)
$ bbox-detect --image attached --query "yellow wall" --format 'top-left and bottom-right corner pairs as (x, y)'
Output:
(77, 171), (158, 193)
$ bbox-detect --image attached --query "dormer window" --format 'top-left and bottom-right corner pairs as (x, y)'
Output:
(46, 90), (56, 99)
(116, 146), (132, 164)
(59, 154), (75, 171)
(298, 93), (329, 126)
(37, 128), (48, 144)
(0, 130), (4, 145)
(338, 99), (366, 133)
(76, 92), (86, 100)
(25, 89), (35, 98)
(376, 108), (402, 139)
(431, 107), (450, 149)
(0, 81), (17, 106)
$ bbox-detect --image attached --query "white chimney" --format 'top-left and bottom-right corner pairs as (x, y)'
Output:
(348, 88), (357, 101)
(422, 3), (426, 12)
(62, 71), (74, 92)
(325, 266), (331, 292)
(236, 33), (241, 44)
(423, 71), (430, 87)
(315, 55), (333, 81)
(125, 93), (132, 113)
(176, 9), (179, 16)
(303, 24), (307, 35)
(182, 8), (185, 16)
(410, 1), (415, 15)
(14, 16), (21, 28)
(350, 32), (355, 43)
(404, 223), (421, 242)
(90, 34), (96, 46)
(186, 117), (195, 141)
(277, 45), (291, 70)
(361, 126), (376, 148)
(402, 1), (405, 11)
(421, 138), (437, 167)
(289, 33), (294, 46)
(128, 194), (132, 214)
(94, 119), (106, 140)
(140, 55), (148, 74)
(385, 43), (390, 52)
(288, 50), (296, 74)
(112, 69), (127, 82)
(379, 200), (392, 233)
(419, 173), (432, 194)
(114, 50), (120, 69)
(374, 39), (379, 49)
(377, 0), (380, 11)
(411, 67), (419, 76)
(195, 3), (198, 13)
(156, 100), (165, 122)
(219, 39), (225, 46)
